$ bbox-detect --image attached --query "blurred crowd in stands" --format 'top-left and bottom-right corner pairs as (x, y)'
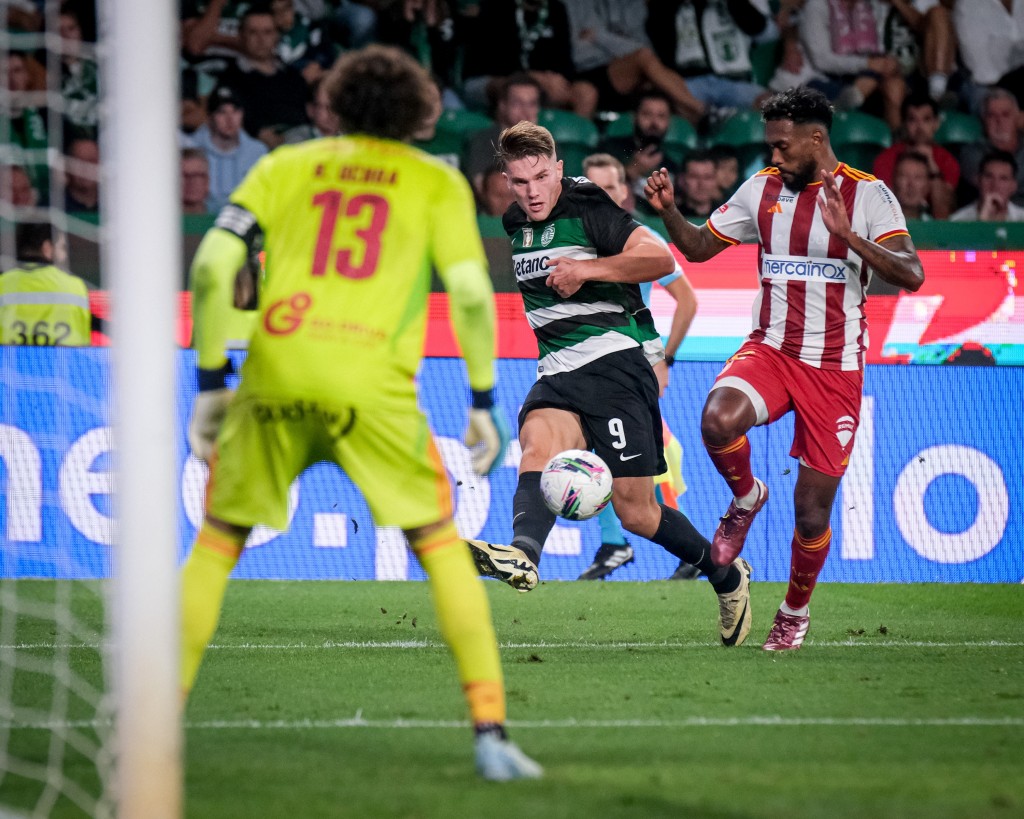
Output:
(3, 0), (1024, 225)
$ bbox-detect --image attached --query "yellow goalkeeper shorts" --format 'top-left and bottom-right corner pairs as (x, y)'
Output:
(205, 394), (453, 531)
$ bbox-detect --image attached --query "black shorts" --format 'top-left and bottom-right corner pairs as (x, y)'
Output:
(518, 347), (667, 478)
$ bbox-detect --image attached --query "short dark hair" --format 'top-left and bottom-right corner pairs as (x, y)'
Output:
(707, 143), (740, 164)
(901, 93), (938, 120)
(634, 89), (673, 114)
(324, 45), (432, 142)
(980, 148), (1019, 177)
(681, 148), (716, 173)
(761, 87), (833, 132)
(498, 73), (543, 104)
(893, 151), (930, 173)
(16, 221), (55, 260)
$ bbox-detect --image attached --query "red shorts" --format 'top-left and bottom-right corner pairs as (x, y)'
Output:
(712, 341), (864, 477)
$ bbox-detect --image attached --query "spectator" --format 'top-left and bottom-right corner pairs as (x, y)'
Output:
(282, 75), (340, 143)
(4, 51), (49, 198)
(953, 0), (1024, 113)
(477, 166), (516, 218)
(675, 149), (720, 219)
(180, 68), (207, 136)
(412, 75), (465, 168)
(59, 1), (99, 140)
(185, 85), (268, 212)
(0, 221), (93, 347)
(890, 151), (933, 220)
(598, 90), (681, 215)
(464, 73), (543, 196)
(64, 137), (100, 213)
(1, 165), (40, 208)
(645, 0), (773, 114)
(270, 0), (339, 84)
(293, 0), (377, 48)
(768, 26), (825, 93)
(562, 0), (707, 123)
(710, 143), (742, 199)
(218, 5), (310, 148)
(180, 0), (249, 82)
(460, 0), (599, 118)
(951, 150), (1024, 222)
(873, 95), (957, 219)
(960, 89), (1024, 207)
(874, 0), (956, 104)
(181, 148), (212, 215)
(376, 0), (462, 99)
(798, 0), (908, 130)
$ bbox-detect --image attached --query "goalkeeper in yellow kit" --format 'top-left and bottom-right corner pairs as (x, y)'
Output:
(181, 45), (540, 781)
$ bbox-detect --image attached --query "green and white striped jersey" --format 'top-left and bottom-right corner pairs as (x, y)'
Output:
(503, 177), (651, 377)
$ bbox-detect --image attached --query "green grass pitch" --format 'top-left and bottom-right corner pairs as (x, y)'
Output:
(4, 579), (1023, 818)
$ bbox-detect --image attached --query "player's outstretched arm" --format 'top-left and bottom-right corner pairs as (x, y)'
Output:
(818, 170), (925, 293)
(188, 227), (249, 461)
(439, 258), (510, 475)
(644, 168), (730, 263)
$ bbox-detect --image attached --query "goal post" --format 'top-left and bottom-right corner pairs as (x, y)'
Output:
(99, 0), (183, 814)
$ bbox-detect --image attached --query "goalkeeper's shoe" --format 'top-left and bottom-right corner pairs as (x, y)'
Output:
(577, 542), (634, 580)
(475, 733), (543, 781)
(466, 539), (538, 592)
(717, 558), (752, 647)
(762, 609), (810, 651)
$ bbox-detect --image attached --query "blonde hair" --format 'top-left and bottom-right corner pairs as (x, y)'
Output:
(582, 152), (626, 185)
(496, 121), (556, 168)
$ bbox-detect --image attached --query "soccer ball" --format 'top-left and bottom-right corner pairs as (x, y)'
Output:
(540, 450), (613, 521)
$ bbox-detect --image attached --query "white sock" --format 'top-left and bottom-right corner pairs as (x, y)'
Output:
(734, 478), (763, 510)
(928, 72), (948, 101)
(780, 601), (809, 617)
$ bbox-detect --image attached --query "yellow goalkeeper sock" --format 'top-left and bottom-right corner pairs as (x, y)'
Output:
(180, 523), (244, 696)
(412, 522), (506, 727)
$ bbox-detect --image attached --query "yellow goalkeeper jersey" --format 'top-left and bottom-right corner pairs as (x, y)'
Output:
(225, 135), (487, 408)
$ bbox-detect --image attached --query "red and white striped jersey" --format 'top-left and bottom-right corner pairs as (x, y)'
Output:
(707, 163), (909, 370)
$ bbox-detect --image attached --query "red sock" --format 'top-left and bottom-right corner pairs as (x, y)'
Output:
(785, 528), (832, 610)
(704, 435), (755, 498)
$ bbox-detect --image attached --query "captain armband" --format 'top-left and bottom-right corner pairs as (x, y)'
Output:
(214, 203), (263, 250)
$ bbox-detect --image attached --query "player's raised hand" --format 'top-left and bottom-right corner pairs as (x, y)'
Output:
(817, 169), (852, 240)
(545, 256), (588, 298)
(644, 168), (676, 213)
(188, 388), (234, 462)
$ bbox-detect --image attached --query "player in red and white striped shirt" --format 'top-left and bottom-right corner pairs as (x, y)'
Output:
(645, 87), (924, 651)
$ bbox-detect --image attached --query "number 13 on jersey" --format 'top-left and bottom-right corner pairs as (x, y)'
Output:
(311, 190), (390, 279)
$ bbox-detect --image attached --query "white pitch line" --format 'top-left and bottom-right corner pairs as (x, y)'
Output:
(5, 639), (1024, 650)
(5, 716), (1024, 731)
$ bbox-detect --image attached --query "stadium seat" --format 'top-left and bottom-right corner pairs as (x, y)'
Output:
(603, 114), (698, 151)
(435, 109), (493, 141)
(831, 111), (892, 171)
(708, 109), (767, 171)
(538, 108), (599, 149)
(413, 131), (464, 165)
(558, 143), (592, 177)
(935, 110), (982, 152)
(749, 39), (780, 87)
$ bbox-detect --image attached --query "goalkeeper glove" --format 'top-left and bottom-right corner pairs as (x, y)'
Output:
(464, 389), (510, 475)
(188, 364), (235, 462)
